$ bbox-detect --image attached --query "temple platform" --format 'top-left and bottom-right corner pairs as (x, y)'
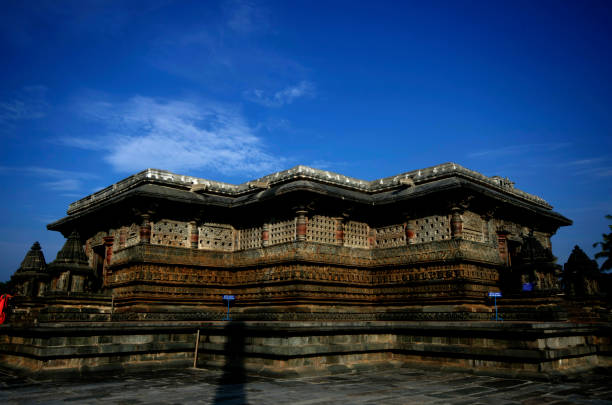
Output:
(1, 320), (610, 379)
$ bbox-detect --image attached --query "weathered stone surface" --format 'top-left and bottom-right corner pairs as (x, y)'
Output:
(0, 321), (610, 377)
(5, 164), (610, 377)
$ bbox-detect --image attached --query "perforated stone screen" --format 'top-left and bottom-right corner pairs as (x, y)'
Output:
(151, 220), (190, 248)
(307, 215), (336, 244)
(375, 224), (406, 248)
(269, 219), (296, 245)
(239, 227), (262, 250)
(344, 221), (369, 248)
(199, 223), (234, 251)
(414, 215), (451, 243)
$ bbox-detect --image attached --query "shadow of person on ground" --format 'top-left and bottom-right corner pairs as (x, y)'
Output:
(213, 320), (247, 404)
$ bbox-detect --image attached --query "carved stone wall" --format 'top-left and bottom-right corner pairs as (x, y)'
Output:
(375, 224), (406, 248)
(109, 260), (498, 306)
(495, 219), (528, 240)
(124, 223), (140, 248)
(307, 215), (336, 244)
(269, 219), (296, 245)
(86, 231), (106, 267)
(151, 220), (190, 248)
(238, 227), (262, 250)
(199, 223), (234, 251)
(414, 215), (451, 243)
(533, 231), (552, 249)
(462, 211), (484, 242)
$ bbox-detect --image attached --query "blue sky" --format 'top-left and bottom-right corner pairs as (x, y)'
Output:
(1, 0), (611, 281)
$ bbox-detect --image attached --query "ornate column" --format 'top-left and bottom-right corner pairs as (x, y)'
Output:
(103, 236), (115, 266)
(405, 217), (416, 245)
(334, 216), (345, 246)
(481, 214), (491, 245)
(368, 227), (376, 248)
(139, 214), (151, 244)
(296, 210), (308, 242)
(189, 221), (199, 249)
(102, 236), (114, 286)
(262, 223), (270, 247)
(497, 232), (510, 266)
(119, 228), (126, 249)
(450, 207), (463, 239)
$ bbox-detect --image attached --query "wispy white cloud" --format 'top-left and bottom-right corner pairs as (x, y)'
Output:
(468, 142), (571, 158)
(244, 81), (315, 107)
(42, 179), (83, 191)
(0, 85), (48, 123)
(0, 166), (96, 191)
(563, 158), (606, 166)
(574, 166), (612, 177)
(64, 96), (281, 175)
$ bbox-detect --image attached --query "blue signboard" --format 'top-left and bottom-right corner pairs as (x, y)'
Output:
(223, 295), (235, 320)
(522, 283), (533, 292)
(488, 292), (502, 321)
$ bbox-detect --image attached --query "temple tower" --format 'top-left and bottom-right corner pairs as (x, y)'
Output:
(47, 231), (95, 293)
(10, 242), (48, 297)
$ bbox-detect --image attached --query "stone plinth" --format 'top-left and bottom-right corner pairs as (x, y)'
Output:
(1, 321), (610, 378)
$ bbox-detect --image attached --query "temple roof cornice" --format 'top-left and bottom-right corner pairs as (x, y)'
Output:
(64, 162), (552, 216)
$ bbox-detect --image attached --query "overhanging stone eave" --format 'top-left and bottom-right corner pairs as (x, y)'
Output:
(457, 180), (572, 227)
(48, 173), (571, 233)
(48, 184), (235, 233)
(370, 177), (570, 225)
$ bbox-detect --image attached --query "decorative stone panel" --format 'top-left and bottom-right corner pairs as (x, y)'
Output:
(461, 211), (484, 242)
(307, 215), (336, 244)
(151, 220), (190, 248)
(89, 231), (105, 248)
(533, 231), (551, 249)
(124, 223), (140, 248)
(414, 215), (451, 243)
(239, 227), (262, 250)
(199, 223), (234, 251)
(495, 219), (528, 241)
(269, 219), (296, 245)
(344, 221), (369, 248)
(375, 224), (406, 248)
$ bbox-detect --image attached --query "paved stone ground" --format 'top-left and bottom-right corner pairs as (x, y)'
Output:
(1, 367), (611, 405)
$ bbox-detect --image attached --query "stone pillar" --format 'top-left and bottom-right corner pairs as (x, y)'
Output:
(189, 221), (199, 249)
(497, 232), (509, 266)
(368, 227), (376, 248)
(119, 228), (126, 248)
(103, 236), (115, 266)
(296, 210), (308, 241)
(481, 214), (491, 245)
(102, 236), (114, 286)
(405, 218), (416, 245)
(262, 223), (270, 247)
(139, 214), (151, 244)
(450, 208), (463, 239)
(334, 217), (345, 246)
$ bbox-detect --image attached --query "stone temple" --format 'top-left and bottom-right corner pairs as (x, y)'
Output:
(2, 163), (610, 377)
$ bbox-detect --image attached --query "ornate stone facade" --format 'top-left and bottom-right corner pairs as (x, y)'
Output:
(15, 162), (567, 320)
(7, 163), (612, 378)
